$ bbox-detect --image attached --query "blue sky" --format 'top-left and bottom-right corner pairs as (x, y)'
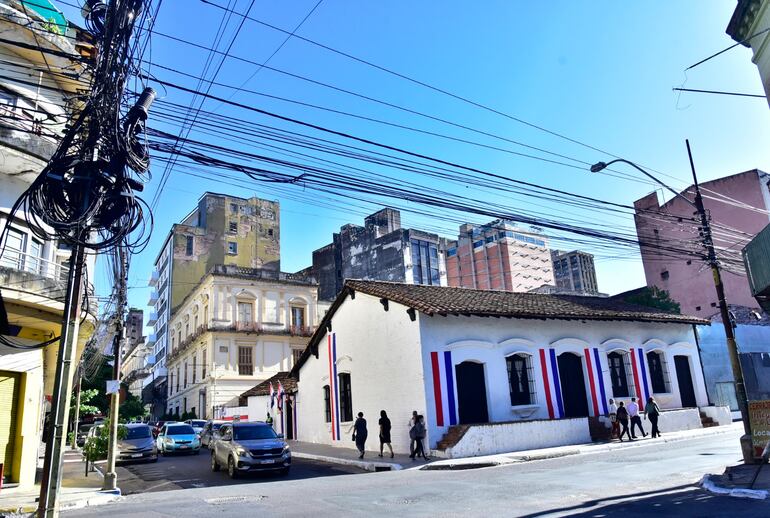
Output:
(58, 1), (770, 313)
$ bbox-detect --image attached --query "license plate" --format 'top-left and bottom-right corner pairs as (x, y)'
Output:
(131, 453), (143, 458)
(259, 459), (275, 464)
(180, 445), (189, 449)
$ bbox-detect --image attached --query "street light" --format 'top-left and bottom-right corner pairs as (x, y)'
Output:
(590, 140), (754, 463)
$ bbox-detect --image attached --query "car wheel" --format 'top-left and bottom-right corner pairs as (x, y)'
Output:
(211, 452), (220, 472)
(227, 456), (238, 479)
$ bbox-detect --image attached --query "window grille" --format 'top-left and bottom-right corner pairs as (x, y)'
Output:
(338, 373), (353, 422)
(646, 351), (670, 393)
(238, 346), (253, 376)
(323, 385), (331, 423)
(506, 354), (536, 406)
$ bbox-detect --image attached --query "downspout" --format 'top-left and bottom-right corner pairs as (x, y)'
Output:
(691, 323), (713, 406)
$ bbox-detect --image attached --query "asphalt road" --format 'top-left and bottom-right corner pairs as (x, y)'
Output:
(113, 447), (366, 495)
(70, 429), (769, 517)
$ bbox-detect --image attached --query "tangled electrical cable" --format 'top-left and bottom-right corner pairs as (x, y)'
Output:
(0, 0), (156, 257)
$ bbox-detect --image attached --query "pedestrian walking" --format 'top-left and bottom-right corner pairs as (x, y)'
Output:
(408, 410), (418, 456)
(608, 398), (620, 440)
(616, 401), (632, 441)
(410, 415), (427, 460)
(645, 396), (662, 438)
(378, 410), (394, 458)
(266, 412), (273, 427)
(627, 397), (647, 438)
(349, 412), (368, 459)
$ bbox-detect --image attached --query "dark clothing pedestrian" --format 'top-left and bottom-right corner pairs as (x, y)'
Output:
(410, 416), (427, 459)
(616, 405), (632, 441)
(352, 416), (367, 458)
(630, 415), (646, 438)
(646, 400), (662, 438)
(379, 416), (391, 444)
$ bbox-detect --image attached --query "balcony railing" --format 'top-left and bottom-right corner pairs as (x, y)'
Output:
(211, 264), (317, 285)
(165, 322), (317, 365)
(147, 311), (158, 326)
(149, 270), (160, 287)
(0, 247), (69, 282)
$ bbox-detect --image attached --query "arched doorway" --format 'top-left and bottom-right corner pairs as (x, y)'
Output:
(674, 355), (697, 408)
(557, 353), (590, 418)
(455, 361), (489, 424)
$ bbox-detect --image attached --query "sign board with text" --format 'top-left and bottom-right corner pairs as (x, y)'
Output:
(749, 400), (770, 457)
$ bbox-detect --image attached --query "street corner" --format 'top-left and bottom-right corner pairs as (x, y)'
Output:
(699, 463), (770, 501)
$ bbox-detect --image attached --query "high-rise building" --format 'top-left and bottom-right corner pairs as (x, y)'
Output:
(312, 208), (447, 301)
(551, 250), (599, 294)
(445, 220), (554, 292)
(144, 192), (280, 418)
(634, 169), (769, 317)
(125, 308), (143, 349)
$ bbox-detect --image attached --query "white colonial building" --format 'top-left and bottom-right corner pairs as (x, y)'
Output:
(165, 265), (323, 419)
(292, 280), (729, 458)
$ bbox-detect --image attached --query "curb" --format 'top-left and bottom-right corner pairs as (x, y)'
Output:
(699, 474), (769, 500)
(292, 452), (403, 472)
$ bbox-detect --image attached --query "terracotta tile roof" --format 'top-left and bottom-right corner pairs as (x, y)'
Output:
(344, 280), (709, 325)
(239, 372), (297, 402)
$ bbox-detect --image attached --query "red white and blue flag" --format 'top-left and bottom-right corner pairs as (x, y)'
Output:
(277, 381), (285, 412)
(269, 381), (276, 409)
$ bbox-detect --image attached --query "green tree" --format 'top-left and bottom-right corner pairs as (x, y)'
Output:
(82, 420), (128, 462)
(119, 392), (147, 421)
(623, 286), (681, 314)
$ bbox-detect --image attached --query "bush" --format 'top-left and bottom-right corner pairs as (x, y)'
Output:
(82, 420), (128, 462)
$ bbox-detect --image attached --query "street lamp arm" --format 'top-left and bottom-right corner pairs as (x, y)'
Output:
(590, 159), (696, 209)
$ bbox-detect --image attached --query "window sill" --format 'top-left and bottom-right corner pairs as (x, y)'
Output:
(510, 404), (539, 419)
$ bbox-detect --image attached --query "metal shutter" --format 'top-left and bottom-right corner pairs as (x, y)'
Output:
(0, 371), (21, 481)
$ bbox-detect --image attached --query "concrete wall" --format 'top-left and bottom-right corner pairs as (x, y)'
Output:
(634, 170), (770, 318)
(419, 315), (709, 449)
(445, 418), (591, 458)
(295, 292), (425, 454)
(656, 408), (703, 432)
(699, 405), (732, 426)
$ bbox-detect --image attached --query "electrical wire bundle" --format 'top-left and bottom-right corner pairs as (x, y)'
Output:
(1, 0), (156, 257)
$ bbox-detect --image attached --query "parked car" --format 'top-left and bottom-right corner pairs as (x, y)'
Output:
(76, 423), (93, 447)
(156, 423), (200, 455)
(152, 421), (171, 438)
(117, 423), (158, 463)
(211, 422), (290, 478)
(200, 420), (226, 448)
(185, 419), (207, 436)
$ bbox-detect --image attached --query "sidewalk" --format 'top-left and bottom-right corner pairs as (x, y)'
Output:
(0, 448), (120, 516)
(291, 441), (435, 471)
(290, 423), (742, 473)
(423, 422), (743, 470)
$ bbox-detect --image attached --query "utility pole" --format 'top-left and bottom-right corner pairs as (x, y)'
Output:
(686, 140), (753, 460)
(103, 246), (127, 491)
(70, 364), (83, 449)
(37, 244), (86, 518)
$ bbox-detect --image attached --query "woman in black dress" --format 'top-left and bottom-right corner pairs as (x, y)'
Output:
(378, 410), (393, 458)
(350, 412), (368, 459)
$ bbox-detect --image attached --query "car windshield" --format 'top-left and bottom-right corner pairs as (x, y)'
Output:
(191, 420), (206, 427)
(167, 425), (195, 435)
(211, 423), (223, 430)
(124, 426), (151, 439)
(79, 425), (92, 434)
(233, 425), (277, 441)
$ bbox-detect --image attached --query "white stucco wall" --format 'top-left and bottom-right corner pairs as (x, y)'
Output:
(656, 408), (703, 432)
(295, 292), (424, 454)
(445, 418), (591, 458)
(699, 405), (732, 426)
(419, 315), (709, 449)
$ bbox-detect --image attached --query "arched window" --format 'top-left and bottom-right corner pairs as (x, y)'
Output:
(608, 351), (634, 398)
(323, 385), (331, 423)
(647, 350), (670, 393)
(506, 353), (535, 406)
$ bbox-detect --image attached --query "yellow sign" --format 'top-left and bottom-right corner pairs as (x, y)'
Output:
(749, 400), (770, 458)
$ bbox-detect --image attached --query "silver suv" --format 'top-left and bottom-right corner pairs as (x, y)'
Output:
(211, 422), (291, 478)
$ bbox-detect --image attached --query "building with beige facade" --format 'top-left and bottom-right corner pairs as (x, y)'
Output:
(164, 265), (323, 419)
(727, 0), (770, 106)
